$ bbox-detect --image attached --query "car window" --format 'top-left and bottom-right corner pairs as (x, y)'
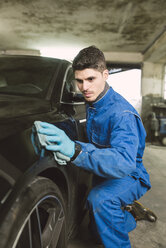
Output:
(61, 67), (82, 103)
(0, 56), (59, 97)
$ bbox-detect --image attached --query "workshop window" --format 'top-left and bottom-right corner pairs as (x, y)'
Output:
(107, 66), (142, 114)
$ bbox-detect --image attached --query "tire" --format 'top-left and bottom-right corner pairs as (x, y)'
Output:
(0, 176), (67, 248)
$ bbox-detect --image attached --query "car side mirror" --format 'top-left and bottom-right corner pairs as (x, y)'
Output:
(69, 92), (85, 102)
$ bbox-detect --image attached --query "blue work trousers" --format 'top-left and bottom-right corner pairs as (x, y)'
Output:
(87, 175), (148, 248)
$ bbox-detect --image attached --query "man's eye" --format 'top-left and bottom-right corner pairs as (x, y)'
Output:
(88, 77), (94, 81)
(76, 79), (83, 84)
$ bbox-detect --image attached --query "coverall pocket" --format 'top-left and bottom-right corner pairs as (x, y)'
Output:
(92, 131), (110, 148)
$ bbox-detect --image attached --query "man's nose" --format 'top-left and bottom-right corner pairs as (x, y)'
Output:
(82, 81), (90, 91)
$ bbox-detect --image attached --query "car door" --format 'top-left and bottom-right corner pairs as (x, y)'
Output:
(58, 66), (93, 225)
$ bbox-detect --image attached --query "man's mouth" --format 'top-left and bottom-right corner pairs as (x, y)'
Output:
(83, 91), (93, 98)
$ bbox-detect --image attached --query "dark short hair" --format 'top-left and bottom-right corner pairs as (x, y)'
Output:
(72, 45), (107, 72)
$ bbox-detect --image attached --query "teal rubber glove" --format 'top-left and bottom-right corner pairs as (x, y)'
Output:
(38, 122), (75, 158)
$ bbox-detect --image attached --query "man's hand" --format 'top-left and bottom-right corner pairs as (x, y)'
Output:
(38, 122), (75, 158)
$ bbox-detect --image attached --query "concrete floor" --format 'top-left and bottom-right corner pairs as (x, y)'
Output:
(68, 143), (166, 248)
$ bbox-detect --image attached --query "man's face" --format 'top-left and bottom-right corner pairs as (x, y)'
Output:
(74, 68), (109, 102)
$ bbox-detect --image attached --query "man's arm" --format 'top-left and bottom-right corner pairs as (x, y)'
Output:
(35, 113), (140, 179)
(73, 113), (140, 178)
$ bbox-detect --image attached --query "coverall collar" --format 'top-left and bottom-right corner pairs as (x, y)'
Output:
(89, 84), (113, 109)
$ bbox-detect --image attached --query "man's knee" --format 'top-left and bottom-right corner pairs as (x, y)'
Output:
(87, 187), (101, 209)
(87, 186), (120, 211)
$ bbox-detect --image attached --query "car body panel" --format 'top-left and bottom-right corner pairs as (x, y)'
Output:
(0, 55), (92, 241)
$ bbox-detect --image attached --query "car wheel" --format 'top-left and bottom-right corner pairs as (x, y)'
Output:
(0, 176), (67, 248)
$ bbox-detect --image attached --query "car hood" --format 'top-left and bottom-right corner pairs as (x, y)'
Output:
(0, 94), (50, 119)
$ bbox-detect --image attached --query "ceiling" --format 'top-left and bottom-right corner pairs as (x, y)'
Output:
(0, 0), (166, 63)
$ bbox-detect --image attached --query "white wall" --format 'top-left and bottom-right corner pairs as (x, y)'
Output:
(141, 62), (165, 97)
(107, 69), (142, 114)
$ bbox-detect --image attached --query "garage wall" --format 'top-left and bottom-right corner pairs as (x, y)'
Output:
(141, 62), (164, 97)
(141, 62), (165, 140)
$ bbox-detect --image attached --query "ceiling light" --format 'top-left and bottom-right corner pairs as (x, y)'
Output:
(40, 47), (83, 61)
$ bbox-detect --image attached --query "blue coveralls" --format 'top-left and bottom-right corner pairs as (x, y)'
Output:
(73, 87), (151, 248)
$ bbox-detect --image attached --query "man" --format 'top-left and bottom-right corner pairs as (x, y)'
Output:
(37, 46), (151, 248)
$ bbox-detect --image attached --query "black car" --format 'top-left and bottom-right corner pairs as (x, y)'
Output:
(0, 55), (92, 248)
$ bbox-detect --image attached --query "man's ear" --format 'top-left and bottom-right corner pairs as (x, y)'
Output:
(103, 69), (109, 80)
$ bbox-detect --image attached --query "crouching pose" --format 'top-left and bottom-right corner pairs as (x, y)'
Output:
(34, 46), (151, 248)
